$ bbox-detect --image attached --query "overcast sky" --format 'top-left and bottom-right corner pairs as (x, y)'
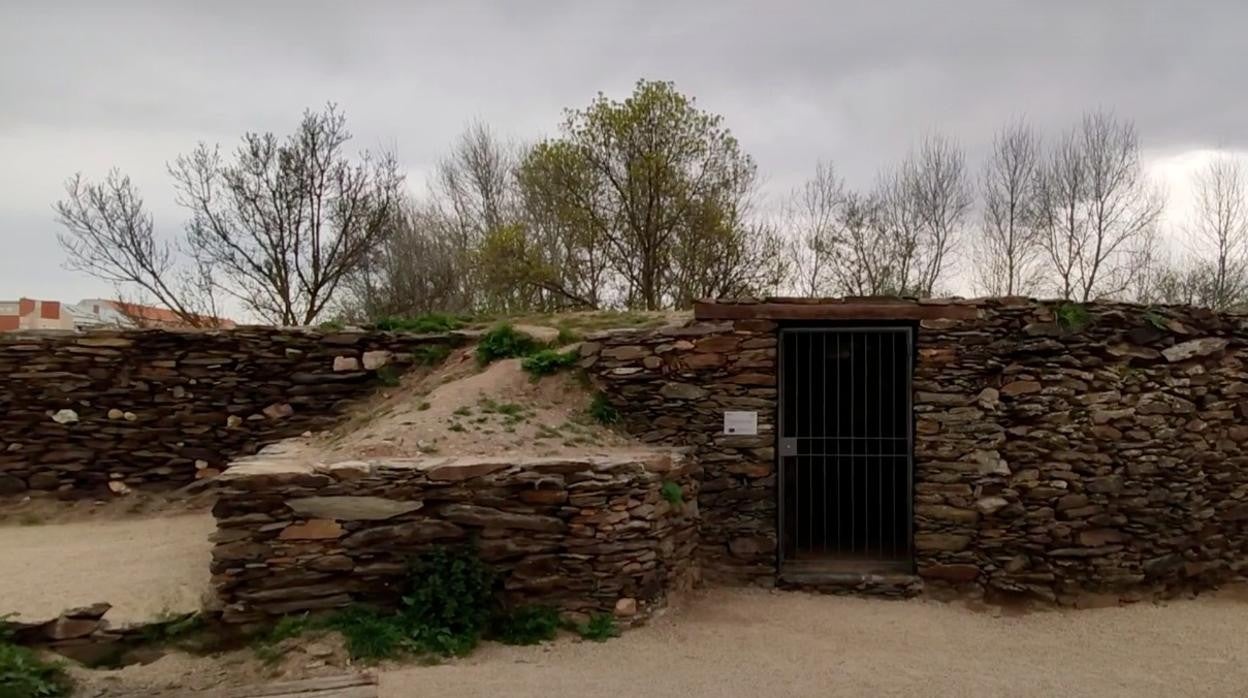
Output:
(2, 0), (1245, 309)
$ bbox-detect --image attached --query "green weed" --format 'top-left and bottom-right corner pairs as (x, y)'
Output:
(575, 613), (619, 642)
(660, 481), (684, 506)
(491, 606), (560, 646)
(413, 344), (453, 366)
(1055, 303), (1090, 332)
(375, 365), (402, 387)
(401, 546), (498, 657)
(589, 393), (620, 425)
(476, 324), (542, 365)
(521, 349), (580, 378)
(375, 314), (466, 333)
(0, 642), (73, 698)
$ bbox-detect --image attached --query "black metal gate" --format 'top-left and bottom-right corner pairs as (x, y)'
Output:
(778, 326), (914, 577)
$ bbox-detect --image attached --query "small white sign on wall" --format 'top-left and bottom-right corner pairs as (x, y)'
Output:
(723, 411), (758, 436)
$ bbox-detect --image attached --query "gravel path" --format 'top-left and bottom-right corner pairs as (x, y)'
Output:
(0, 513), (214, 624)
(383, 588), (1248, 697)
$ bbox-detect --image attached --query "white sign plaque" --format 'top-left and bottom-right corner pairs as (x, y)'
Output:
(723, 411), (758, 435)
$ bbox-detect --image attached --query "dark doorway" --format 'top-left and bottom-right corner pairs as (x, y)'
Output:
(778, 327), (914, 578)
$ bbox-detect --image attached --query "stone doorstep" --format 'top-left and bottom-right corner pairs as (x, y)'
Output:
(777, 569), (925, 597)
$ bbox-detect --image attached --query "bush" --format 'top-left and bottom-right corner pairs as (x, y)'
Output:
(491, 605), (560, 646)
(555, 326), (581, 345)
(476, 324), (542, 365)
(375, 365), (402, 387)
(401, 546), (498, 656)
(575, 613), (619, 642)
(660, 481), (683, 506)
(1055, 302), (1090, 332)
(521, 349), (579, 378)
(0, 642), (73, 698)
(413, 344), (453, 367)
(589, 393), (620, 425)
(325, 606), (411, 661)
(376, 313), (466, 334)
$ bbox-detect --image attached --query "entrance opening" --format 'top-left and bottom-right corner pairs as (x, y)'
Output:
(778, 327), (914, 578)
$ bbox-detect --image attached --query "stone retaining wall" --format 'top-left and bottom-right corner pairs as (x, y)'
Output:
(0, 327), (461, 494)
(210, 451), (699, 624)
(582, 298), (1248, 604)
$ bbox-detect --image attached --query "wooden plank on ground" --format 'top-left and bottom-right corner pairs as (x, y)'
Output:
(218, 673), (378, 698)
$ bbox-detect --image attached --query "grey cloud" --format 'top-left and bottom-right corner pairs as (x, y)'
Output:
(2, 0), (1244, 302)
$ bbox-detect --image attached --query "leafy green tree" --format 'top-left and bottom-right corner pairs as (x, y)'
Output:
(519, 79), (770, 310)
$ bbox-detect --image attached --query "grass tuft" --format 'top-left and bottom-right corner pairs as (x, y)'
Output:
(521, 349), (580, 378)
(589, 393), (620, 425)
(475, 324), (542, 365)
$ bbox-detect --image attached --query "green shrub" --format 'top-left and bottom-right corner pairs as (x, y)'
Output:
(491, 605), (560, 646)
(318, 319), (346, 331)
(575, 613), (619, 642)
(1143, 308), (1169, 330)
(413, 344), (452, 366)
(555, 326), (581, 345)
(375, 365), (402, 387)
(475, 324), (541, 365)
(521, 349), (579, 378)
(401, 546), (498, 656)
(660, 481), (684, 506)
(589, 393), (620, 425)
(375, 313), (466, 333)
(138, 611), (204, 644)
(324, 606), (411, 661)
(1055, 303), (1090, 332)
(0, 642), (73, 698)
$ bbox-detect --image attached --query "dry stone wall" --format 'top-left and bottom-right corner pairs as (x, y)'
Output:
(0, 327), (461, 494)
(210, 451), (699, 624)
(583, 298), (1248, 604)
(580, 320), (778, 585)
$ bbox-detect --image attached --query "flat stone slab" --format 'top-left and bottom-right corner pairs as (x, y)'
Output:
(286, 496), (423, 521)
(222, 450), (685, 482)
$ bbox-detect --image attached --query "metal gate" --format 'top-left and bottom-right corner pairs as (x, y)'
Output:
(778, 326), (914, 577)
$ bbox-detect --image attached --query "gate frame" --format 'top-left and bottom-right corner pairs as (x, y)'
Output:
(775, 323), (917, 578)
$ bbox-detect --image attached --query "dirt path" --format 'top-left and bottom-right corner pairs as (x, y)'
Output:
(0, 513), (214, 625)
(382, 588), (1248, 697)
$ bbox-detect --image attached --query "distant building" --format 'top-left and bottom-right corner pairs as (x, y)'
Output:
(0, 298), (76, 331)
(70, 299), (236, 330)
(1, 297), (235, 332)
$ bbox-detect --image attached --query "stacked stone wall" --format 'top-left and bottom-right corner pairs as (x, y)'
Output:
(210, 452), (699, 623)
(0, 327), (461, 494)
(583, 299), (1248, 603)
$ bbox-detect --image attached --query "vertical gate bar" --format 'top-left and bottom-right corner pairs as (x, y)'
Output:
(849, 331), (855, 554)
(906, 327), (914, 563)
(796, 332), (803, 558)
(777, 330), (781, 568)
(878, 332), (883, 558)
(821, 332), (827, 557)
(889, 330), (896, 559)
(835, 331), (841, 556)
(808, 329), (818, 559)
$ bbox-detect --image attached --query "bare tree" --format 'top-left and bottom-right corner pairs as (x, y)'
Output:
(1037, 112), (1164, 301)
(974, 120), (1043, 295)
(55, 171), (223, 327)
(58, 105), (402, 326)
(825, 191), (890, 295)
(785, 161), (844, 296)
(908, 134), (972, 295)
(337, 200), (466, 320)
(860, 134), (971, 297)
(170, 105), (403, 325)
(1187, 155), (1248, 310)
